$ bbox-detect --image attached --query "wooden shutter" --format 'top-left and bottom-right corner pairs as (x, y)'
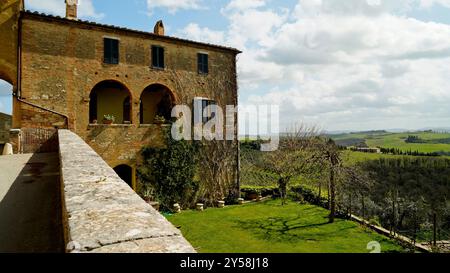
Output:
(203, 54), (208, 74)
(104, 39), (111, 63)
(104, 38), (119, 64)
(152, 46), (164, 68)
(112, 39), (119, 64)
(159, 47), (164, 68)
(198, 53), (209, 74)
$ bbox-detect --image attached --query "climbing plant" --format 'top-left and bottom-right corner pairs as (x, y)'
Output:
(138, 129), (199, 211)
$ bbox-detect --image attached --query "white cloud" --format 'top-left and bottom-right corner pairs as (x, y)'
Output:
(224, 0), (266, 12)
(223, 0), (450, 131)
(177, 23), (225, 45)
(293, 0), (416, 17)
(420, 0), (450, 8)
(26, 0), (104, 19)
(146, 0), (205, 15)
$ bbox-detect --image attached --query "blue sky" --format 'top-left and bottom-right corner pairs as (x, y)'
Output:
(2, 0), (450, 132)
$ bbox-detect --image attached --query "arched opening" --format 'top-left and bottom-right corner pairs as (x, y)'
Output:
(113, 164), (133, 188)
(139, 84), (174, 124)
(0, 79), (13, 152)
(89, 80), (132, 124)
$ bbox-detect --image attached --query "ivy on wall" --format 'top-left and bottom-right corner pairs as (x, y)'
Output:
(138, 129), (199, 211)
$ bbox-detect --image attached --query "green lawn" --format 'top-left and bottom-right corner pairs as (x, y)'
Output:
(166, 199), (405, 253)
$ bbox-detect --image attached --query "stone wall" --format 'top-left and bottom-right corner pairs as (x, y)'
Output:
(0, 112), (12, 144)
(58, 129), (196, 253)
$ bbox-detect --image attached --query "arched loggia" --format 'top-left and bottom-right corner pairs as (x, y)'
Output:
(139, 84), (175, 124)
(89, 80), (132, 124)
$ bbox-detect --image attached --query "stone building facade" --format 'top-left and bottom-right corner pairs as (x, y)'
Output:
(0, 1), (240, 191)
(0, 112), (12, 151)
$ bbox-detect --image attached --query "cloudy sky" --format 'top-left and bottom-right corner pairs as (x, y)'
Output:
(1, 0), (450, 132)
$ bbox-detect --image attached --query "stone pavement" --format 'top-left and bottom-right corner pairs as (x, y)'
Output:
(0, 153), (64, 253)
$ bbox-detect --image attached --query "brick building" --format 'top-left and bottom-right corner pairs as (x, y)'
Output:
(0, 1), (240, 191)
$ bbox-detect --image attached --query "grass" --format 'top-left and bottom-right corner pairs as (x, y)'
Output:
(341, 150), (404, 164)
(166, 199), (405, 253)
(366, 132), (450, 153)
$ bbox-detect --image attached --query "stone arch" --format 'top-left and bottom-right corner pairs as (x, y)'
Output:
(89, 80), (132, 124)
(139, 83), (177, 124)
(0, 70), (14, 87)
(113, 164), (133, 188)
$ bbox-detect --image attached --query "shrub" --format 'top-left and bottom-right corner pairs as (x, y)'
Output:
(240, 185), (278, 200)
(290, 185), (329, 209)
(138, 129), (199, 211)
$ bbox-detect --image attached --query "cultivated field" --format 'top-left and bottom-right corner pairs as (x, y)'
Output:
(331, 131), (450, 154)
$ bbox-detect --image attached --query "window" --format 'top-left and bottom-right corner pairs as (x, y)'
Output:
(152, 46), (165, 69)
(198, 53), (209, 74)
(104, 38), (119, 64)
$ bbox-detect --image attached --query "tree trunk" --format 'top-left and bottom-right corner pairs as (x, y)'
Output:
(361, 195), (365, 220)
(318, 182), (321, 200)
(327, 180), (331, 210)
(329, 167), (336, 223)
(413, 212), (417, 252)
(433, 212), (437, 247)
(391, 190), (396, 235)
(349, 193), (352, 218)
(391, 199), (395, 235)
(278, 177), (288, 206)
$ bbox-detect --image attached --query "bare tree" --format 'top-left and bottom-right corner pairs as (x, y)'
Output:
(339, 165), (373, 219)
(309, 138), (343, 223)
(245, 123), (319, 205)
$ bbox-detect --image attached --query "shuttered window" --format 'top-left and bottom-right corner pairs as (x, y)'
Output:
(152, 46), (165, 69)
(198, 53), (209, 74)
(104, 38), (119, 64)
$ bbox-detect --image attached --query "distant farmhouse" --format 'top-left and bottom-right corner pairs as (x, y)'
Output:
(0, 0), (240, 190)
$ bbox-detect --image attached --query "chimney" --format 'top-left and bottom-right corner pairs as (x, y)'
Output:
(65, 0), (78, 20)
(154, 20), (165, 36)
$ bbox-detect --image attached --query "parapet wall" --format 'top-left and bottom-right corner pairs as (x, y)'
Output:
(58, 129), (195, 253)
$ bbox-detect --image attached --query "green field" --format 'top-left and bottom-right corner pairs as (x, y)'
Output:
(166, 199), (405, 253)
(332, 131), (450, 154)
(341, 150), (405, 164)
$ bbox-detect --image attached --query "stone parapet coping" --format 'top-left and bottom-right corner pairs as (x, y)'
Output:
(58, 129), (196, 253)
